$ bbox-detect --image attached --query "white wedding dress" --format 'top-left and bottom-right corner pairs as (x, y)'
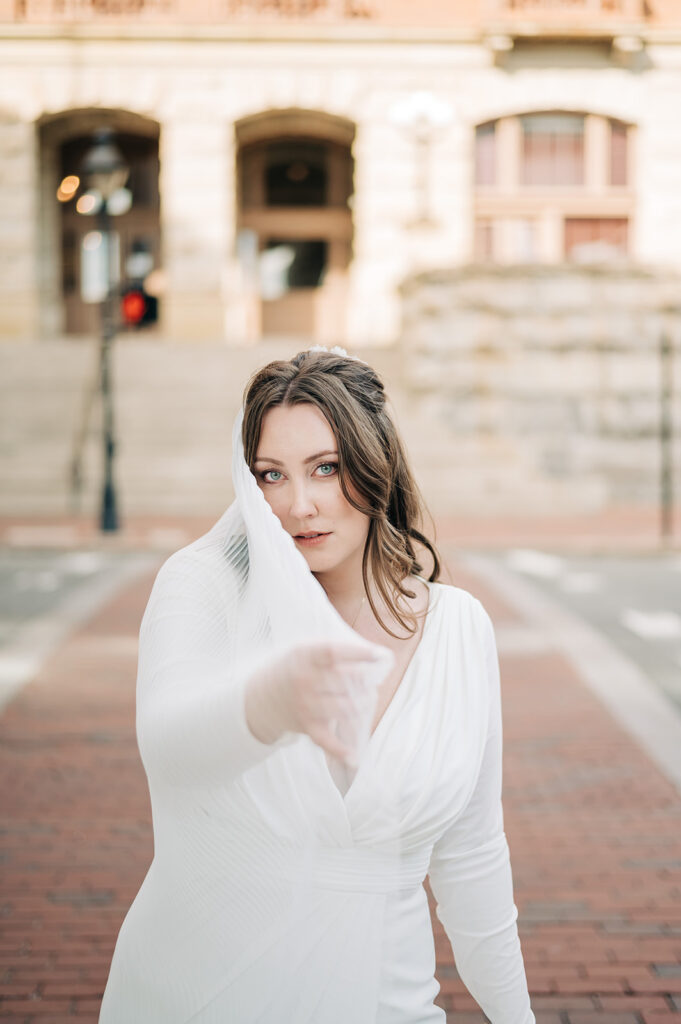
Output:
(99, 574), (534, 1023)
(98, 411), (535, 1024)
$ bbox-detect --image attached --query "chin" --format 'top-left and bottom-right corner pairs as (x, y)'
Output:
(297, 549), (338, 572)
(292, 540), (344, 573)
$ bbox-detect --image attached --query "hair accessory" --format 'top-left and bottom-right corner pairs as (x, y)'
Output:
(306, 344), (368, 365)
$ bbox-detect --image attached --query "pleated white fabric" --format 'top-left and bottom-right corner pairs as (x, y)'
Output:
(98, 410), (535, 1024)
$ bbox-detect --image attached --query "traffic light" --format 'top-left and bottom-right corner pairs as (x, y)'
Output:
(120, 287), (157, 327)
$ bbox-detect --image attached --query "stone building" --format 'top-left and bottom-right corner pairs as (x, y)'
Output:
(2, 0), (681, 347)
(0, 1), (680, 519)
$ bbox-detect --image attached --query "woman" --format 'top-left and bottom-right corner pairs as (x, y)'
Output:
(99, 347), (535, 1023)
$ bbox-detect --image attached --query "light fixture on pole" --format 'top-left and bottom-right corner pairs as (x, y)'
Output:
(80, 129), (129, 533)
(389, 91), (452, 227)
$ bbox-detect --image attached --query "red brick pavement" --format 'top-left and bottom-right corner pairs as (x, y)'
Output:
(1, 556), (681, 1022)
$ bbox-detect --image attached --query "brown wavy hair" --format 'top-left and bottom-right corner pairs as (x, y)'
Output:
(242, 349), (441, 638)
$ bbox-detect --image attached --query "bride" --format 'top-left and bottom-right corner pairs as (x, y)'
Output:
(99, 346), (535, 1023)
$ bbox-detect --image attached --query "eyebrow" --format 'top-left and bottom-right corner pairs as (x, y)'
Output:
(253, 450), (338, 466)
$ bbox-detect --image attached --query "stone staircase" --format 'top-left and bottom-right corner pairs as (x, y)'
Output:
(0, 337), (590, 519)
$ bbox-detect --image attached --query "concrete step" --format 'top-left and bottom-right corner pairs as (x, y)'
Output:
(0, 338), (598, 517)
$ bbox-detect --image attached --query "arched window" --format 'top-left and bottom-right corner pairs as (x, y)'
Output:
(473, 112), (633, 263)
(235, 111), (355, 340)
(39, 111), (161, 337)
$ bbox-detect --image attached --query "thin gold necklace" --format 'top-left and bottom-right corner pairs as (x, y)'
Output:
(350, 594), (366, 630)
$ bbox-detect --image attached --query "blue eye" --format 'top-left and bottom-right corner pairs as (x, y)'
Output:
(262, 469), (283, 483)
(316, 462), (337, 477)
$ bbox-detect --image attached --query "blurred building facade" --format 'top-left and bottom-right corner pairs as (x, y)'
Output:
(1, 0), (681, 346)
(0, 1), (680, 520)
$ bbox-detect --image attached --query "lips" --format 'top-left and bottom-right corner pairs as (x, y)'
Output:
(293, 531), (331, 546)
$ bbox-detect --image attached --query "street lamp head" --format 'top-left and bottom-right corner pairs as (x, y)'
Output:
(81, 129), (129, 202)
(388, 91), (453, 130)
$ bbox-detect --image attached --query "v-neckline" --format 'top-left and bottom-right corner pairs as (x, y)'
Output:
(322, 580), (438, 806)
(367, 579), (435, 741)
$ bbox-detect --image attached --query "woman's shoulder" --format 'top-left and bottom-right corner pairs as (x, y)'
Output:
(425, 582), (499, 691)
(427, 578), (485, 611)
(427, 579), (494, 635)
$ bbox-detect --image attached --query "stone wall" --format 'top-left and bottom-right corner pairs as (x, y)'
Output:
(0, 311), (677, 517)
(399, 265), (681, 511)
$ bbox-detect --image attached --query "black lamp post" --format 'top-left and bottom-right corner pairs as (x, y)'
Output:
(81, 129), (129, 532)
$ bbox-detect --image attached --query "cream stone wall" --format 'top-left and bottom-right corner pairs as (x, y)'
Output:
(0, 113), (38, 337)
(160, 117), (232, 339)
(400, 265), (681, 511)
(1, 33), (681, 344)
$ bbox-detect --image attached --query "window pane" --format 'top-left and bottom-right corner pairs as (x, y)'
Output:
(610, 120), (628, 187)
(521, 113), (584, 186)
(475, 122), (496, 186)
(265, 142), (327, 207)
(263, 238), (327, 290)
(564, 218), (628, 261)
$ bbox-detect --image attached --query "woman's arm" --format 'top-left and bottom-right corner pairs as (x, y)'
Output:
(134, 551), (382, 790)
(427, 602), (535, 1024)
(135, 554), (286, 791)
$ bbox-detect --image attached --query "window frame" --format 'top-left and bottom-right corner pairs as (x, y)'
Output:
(472, 111), (634, 263)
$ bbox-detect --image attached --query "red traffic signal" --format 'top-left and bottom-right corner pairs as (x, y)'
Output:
(121, 289), (147, 325)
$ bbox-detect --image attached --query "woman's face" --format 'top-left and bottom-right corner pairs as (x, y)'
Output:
(253, 403), (370, 577)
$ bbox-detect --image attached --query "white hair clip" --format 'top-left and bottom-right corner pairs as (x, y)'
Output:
(306, 344), (368, 365)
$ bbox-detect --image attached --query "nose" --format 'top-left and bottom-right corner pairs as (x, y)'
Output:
(289, 478), (317, 520)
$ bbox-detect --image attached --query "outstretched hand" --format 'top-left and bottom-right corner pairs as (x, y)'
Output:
(244, 641), (385, 762)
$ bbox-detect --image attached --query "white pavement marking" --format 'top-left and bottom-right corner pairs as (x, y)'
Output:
(506, 549), (564, 579)
(621, 609), (681, 640)
(58, 551), (109, 575)
(504, 549), (603, 594)
(462, 553), (681, 797)
(0, 553), (161, 713)
(559, 571), (601, 594)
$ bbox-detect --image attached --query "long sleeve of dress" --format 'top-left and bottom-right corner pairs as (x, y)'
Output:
(427, 602), (535, 1024)
(135, 552), (287, 791)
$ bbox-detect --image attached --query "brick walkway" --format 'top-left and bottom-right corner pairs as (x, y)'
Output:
(1, 555), (680, 1022)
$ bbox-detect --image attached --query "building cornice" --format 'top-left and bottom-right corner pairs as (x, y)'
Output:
(2, 22), (681, 47)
